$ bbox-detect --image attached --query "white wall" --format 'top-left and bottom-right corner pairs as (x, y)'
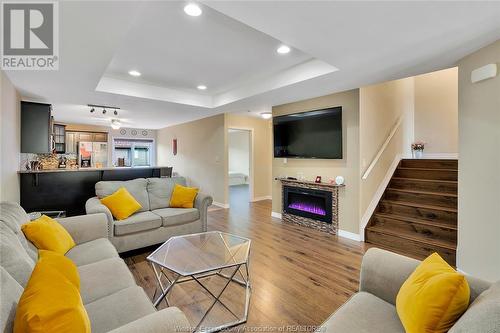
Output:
(0, 70), (21, 203)
(157, 114), (226, 205)
(228, 129), (249, 176)
(457, 40), (500, 282)
(414, 67), (458, 155)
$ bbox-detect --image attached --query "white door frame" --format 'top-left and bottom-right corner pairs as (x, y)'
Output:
(227, 127), (254, 202)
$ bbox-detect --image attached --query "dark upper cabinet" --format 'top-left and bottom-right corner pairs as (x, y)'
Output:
(53, 124), (66, 153)
(21, 101), (52, 153)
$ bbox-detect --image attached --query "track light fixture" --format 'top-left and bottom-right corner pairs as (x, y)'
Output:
(88, 104), (120, 115)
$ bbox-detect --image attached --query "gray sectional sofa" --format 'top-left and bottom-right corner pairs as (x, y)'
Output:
(0, 202), (190, 333)
(319, 248), (497, 332)
(86, 177), (213, 253)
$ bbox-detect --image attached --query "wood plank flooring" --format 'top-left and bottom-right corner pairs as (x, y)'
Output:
(123, 190), (367, 331)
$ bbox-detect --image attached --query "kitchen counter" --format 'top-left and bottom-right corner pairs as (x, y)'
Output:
(18, 166), (163, 173)
(20, 166), (169, 216)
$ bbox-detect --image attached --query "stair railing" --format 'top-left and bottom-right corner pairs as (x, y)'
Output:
(362, 116), (403, 180)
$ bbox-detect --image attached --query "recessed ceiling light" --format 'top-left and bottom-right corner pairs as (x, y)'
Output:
(277, 45), (291, 54)
(197, 85), (207, 90)
(184, 3), (202, 16)
(128, 70), (141, 77)
(260, 112), (272, 119)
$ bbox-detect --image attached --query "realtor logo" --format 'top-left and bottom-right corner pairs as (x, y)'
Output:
(1, 1), (59, 70)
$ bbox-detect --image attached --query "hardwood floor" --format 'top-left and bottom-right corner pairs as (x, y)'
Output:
(123, 197), (368, 331)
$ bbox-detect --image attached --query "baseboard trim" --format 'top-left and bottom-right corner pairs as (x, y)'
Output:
(213, 202), (229, 209)
(359, 154), (402, 241)
(338, 229), (361, 242)
(252, 195), (272, 202)
(271, 211), (282, 219)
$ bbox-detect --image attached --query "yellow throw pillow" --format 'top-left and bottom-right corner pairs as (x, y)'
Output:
(100, 187), (142, 220)
(38, 250), (80, 289)
(396, 253), (470, 333)
(21, 215), (76, 255)
(14, 260), (91, 333)
(169, 184), (199, 208)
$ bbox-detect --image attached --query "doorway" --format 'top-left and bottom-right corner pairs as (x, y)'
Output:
(228, 128), (252, 206)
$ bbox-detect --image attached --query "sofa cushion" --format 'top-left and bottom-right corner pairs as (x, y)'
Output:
(449, 281), (500, 333)
(113, 211), (162, 236)
(320, 292), (404, 333)
(147, 177), (187, 210)
(66, 238), (119, 266)
(95, 178), (150, 212)
(0, 266), (24, 333)
(152, 208), (200, 227)
(101, 187), (142, 220)
(0, 224), (35, 287)
(78, 258), (136, 304)
(21, 214), (76, 254)
(0, 202), (37, 261)
(85, 286), (156, 333)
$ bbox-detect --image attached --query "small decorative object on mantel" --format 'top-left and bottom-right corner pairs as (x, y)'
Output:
(411, 141), (425, 159)
(315, 176), (322, 183)
(335, 176), (345, 185)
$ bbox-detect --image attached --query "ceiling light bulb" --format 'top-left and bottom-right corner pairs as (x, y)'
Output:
(128, 70), (141, 77)
(197, 85), (207, 90)
(277, 45), (291, 54)
(260, 112), (272, 120)
(184, 3), (202, 16)
(111, 119), (121, 130)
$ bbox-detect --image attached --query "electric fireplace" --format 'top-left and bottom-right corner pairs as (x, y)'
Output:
(283, 185), (333, 224)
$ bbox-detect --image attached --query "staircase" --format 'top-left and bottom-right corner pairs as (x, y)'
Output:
(365, 159), (458, 265)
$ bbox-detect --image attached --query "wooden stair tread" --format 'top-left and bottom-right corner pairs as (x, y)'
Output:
(367, 225), (457, 250)
(374, 213), (457, 230)
(391, 177), (457, 184)
(382, 200), (458, 213)
(397, 167), (457, 172)
(386, 187), (457, 197)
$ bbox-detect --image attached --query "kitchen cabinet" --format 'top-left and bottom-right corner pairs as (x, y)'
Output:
(65, 131), (108, 154)
(65, 132), (77, 154)
(53, 124), (66, 153)
(21, 101), (52, 153)
(93, 132), (108, 142)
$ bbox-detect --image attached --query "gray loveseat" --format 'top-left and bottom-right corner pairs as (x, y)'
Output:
(86, 177), (213, 253)
(0, 202), (190, 333)
(320, 248), (497, 332)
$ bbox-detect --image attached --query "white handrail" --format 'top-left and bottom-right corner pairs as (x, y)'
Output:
(362, 116), (403, 180)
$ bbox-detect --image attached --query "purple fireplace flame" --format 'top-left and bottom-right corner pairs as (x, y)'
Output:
(288, 202), (326, 216)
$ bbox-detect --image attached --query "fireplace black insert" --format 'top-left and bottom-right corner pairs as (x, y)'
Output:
(283, 185), (333, 223)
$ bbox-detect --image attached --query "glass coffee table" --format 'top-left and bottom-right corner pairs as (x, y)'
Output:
(147, 231), (251, 332)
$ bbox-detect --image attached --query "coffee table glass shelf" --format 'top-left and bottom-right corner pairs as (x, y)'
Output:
(147, 231), (251, 332)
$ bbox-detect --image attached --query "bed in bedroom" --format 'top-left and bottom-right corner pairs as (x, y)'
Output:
(228, 172), (248, 186)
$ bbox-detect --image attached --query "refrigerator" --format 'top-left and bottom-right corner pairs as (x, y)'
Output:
(78, 142), (108, 168)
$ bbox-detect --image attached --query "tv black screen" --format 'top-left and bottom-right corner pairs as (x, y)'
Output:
(273, 107), (342, 159)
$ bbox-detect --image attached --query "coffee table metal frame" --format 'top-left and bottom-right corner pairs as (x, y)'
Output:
(147, 231), (251, 333)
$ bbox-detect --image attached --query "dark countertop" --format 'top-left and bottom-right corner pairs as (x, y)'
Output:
(18, 166), (165, 174)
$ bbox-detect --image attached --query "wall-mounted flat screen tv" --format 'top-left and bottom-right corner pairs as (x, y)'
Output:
(273, 106), (342, 159)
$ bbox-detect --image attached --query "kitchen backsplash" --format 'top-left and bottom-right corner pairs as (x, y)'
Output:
(20, 153), (78, 170)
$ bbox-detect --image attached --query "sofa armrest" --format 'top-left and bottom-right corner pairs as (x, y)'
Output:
(85, 197), (114, 238)
(194, 192), (213, 232)
(56, 213), (108, 244)
(359, 248), (420, 305)
(108, 307), (190, 333)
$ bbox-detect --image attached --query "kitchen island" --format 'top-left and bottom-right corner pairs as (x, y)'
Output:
(19, 167), (166, 216)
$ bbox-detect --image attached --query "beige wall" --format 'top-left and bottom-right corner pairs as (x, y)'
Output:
(415, 67), (458, 154)
(226, 114), (272, 202)
(272, 89), (360, 234)
(0, 71), (21, 203)
(157, 114), (226, 205)
(457, 40), (500, 282)
(359, 78), (415, 221)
